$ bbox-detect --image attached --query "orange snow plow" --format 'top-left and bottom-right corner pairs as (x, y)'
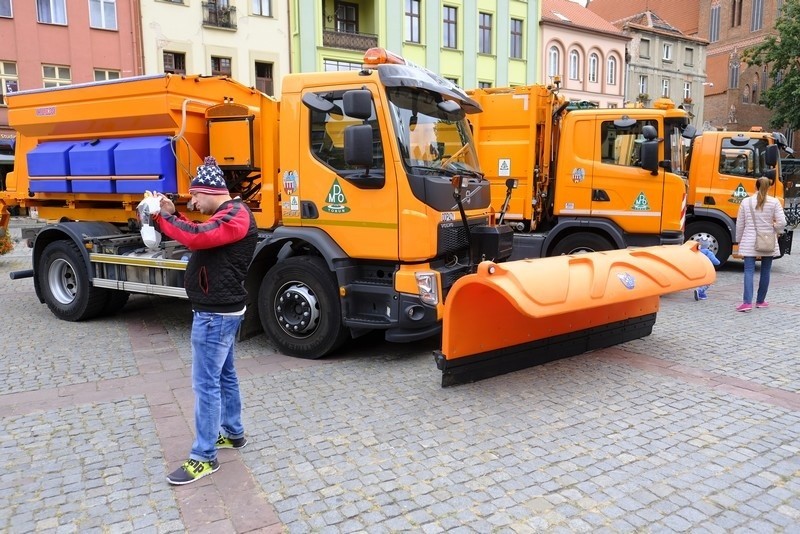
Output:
(435, 241), (715, 386)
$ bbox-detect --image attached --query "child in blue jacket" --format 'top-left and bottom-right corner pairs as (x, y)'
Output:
(694, 239), (721, 300)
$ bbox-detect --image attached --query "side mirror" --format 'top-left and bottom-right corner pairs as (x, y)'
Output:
(344, 124), (374, 167)
(682, 125), (697, 139)
(641, 141), (660, 175)
(765, 144), (779, 167)
(343, 90), (373, 121)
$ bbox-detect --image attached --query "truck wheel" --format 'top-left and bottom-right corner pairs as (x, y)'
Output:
(551, 233), (614, 256)
(685, 221), (730, 267)
(258, 256), (349, 359)
(38, 240), (107, 321)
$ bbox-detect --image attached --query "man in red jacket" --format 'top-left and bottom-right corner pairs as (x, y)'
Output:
(155, 156), (258, 485)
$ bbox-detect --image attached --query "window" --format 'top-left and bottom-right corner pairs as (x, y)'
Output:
(762, 66), (768, 91)
(683, 82), (691, 101)
(163, 51), (186, 74)
(335, 1), (357, 33)
(0, 0), (11, 18)
(510, 18), (523, 59)
(684, 48), (694, 66)
(607, 56), (617, 85)
(732, 0), (742, 27)
(1, 61), (18, 102)
(37, 0), (66, 24)
(588, 53), (599, 83)
(94, 69), (120, 81)
(42, 64), (71, 88)
(405, 0), (420, 43)
(638, 75), (648, 96)
(252, 0), (270, 16)
(600, 119), (658, 167)
(662, 43), (672, 61)
(752, 74), (759, 102)
(640, 39), (650, 58)
(729, 62), (740, 89)
(323, 59), (361, 71)
(548, 46), (560, 78)
(751, 0), (763, 31)
(90, 0), (117, 30)
(742, 85), (751, 103)
(309, 89), (384, 173)
(568, 50), (579, 80)
(444, 76), (459, 85)
(443, 6), (457, 49)
(661, 78), (670, 97)
(478, 81), (492, 89)
(211, 56), (232, 76)
(255, 61), (273, 95)
(478, 12), (492, 54)
(709, 4), (720, 42)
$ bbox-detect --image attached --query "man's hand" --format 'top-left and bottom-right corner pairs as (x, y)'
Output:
(159, 195), (176, 215)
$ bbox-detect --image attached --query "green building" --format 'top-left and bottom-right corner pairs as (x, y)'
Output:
(291, 0), (541, 88)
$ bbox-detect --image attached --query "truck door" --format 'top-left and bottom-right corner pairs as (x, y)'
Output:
(297, 86), (399, 260)
(591, 118), (665, 235)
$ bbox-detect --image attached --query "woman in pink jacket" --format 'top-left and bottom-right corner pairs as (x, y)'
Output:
(735, 177), (787, 312)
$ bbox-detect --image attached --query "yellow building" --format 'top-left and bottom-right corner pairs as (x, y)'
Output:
(291, 0), (540, 88)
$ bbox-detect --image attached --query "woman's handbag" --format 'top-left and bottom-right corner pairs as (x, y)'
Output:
(749, 200), (775, 254)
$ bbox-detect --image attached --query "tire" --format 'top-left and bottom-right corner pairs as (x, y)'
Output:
(38, 240), (107, 321)
(685, 221), (730, 267)
(258, 256), (349, 359)
(551, 232), (615, 256)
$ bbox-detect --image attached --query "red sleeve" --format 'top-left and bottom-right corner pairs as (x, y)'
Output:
(155, 202), (250, 250)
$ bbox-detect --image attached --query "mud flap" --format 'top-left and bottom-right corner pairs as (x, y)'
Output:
(434, 242), (716, 387)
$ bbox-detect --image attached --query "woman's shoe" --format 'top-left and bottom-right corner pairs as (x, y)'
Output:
(756, 301), (769, 308)
(736, 303), (752, 312)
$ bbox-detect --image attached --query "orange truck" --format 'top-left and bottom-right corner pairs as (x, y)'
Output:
(0, 49), (714, 386)
(683, 129), (794, 265)
(467, 87), (690, 260)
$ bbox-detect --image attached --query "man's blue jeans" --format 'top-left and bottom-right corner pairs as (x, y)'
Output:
(190, 311), (245, 462)
(743, 256), (773, 305)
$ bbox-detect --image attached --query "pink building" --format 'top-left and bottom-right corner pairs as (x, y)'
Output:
(0, 0), (143, 153)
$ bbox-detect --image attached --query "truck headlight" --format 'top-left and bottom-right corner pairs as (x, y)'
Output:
(415, 271), (439, 306)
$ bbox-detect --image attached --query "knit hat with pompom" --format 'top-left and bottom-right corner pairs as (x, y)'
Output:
(189, 156), (228, 195)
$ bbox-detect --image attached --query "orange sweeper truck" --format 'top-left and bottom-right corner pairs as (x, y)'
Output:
(0, 49), (714, 386)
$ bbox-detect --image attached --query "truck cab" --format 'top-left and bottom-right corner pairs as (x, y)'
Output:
(684, 130), (792, 264)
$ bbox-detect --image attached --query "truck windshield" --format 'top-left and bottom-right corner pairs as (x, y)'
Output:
(386, 87), (481, 175)
(665, 118), (689, 176)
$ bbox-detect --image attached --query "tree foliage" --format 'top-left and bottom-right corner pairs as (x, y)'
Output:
(742, 0), (800, 130)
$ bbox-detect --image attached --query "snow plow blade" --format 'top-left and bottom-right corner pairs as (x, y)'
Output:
(434, 241), (715, 387)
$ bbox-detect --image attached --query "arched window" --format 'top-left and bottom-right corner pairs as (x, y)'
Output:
(548, 46), (560, 78)
(589, 53), (599, 83)
(607, 56), (617, 85)
(752, 73), (759, 103)
(569, 50), (580, 80)
(742, 85), (750, 103)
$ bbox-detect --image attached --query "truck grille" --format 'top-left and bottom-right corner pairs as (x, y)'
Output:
(437, 217), (488, 256)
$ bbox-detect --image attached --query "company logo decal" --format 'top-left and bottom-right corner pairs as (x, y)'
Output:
(617, 272), (636, 290)
(728, 183), (749, 204)
(572, 168), (585, 183)
(323, 179), (351, 214)
(283, 170), (298, 195)
(632, 192), (651, 211)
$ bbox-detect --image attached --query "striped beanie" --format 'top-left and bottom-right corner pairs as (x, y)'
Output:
(189, 156), (228, 195)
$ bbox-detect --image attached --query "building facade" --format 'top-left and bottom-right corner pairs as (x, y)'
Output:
(291, 0), (540, 89)
(0, 0), (142, 185)
(141, 0), (291, 96)
(614, 11), (708, 124)
(697, 0), (787, 137)
(541, 0), (629, 107)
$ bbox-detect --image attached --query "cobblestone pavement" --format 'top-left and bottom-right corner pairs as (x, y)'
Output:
(1, 221), (799, 533)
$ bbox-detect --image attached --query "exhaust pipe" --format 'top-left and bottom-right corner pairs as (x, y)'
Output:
(9, 269), (34, 280)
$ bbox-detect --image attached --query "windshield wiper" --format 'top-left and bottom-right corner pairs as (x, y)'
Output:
(406, 164), (459, 176)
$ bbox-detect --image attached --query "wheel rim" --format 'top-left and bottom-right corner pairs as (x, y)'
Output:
(48, 258), (78, 305)
(274, 282), (321, 339)
(688, 231), (719, 256)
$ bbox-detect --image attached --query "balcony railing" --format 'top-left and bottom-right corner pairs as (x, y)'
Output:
(202, 2), (237, 30)
(322, 29), (378, 52)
